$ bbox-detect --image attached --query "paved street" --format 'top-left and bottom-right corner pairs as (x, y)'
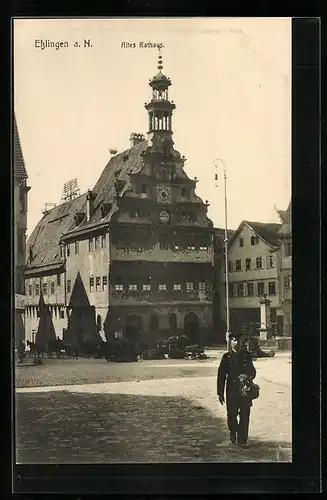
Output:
(15, 351), (292, 464)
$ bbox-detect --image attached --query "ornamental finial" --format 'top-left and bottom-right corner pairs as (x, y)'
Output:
(157, 46), (163, 71)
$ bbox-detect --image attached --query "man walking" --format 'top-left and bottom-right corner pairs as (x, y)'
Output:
(217, 332), (257, 447)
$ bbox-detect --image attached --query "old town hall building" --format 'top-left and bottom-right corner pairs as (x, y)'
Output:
(24, 54), (215, 347)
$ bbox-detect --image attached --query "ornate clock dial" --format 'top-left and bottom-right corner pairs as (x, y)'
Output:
(159, 210), (170, 223)
(157, 185), (171, 204)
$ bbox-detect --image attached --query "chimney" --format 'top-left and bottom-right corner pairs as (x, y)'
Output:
(86, 190), (96, 222)
(130, 132), (145, 148)
(109, 148), (118, 157)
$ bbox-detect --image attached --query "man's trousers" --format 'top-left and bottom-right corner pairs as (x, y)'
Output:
(226, 396), (251, 444)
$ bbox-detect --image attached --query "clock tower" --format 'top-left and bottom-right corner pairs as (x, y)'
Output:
(108, 49), (215, 345)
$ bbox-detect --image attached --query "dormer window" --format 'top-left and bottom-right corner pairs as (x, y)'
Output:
(100, 202), (111, 219)
(74, 212), (85, 226)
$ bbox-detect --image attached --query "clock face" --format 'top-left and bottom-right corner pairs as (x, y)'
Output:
(156, 185), (171, 204)
(159, 210), (170, 223)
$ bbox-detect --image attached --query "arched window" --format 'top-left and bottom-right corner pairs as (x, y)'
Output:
(169, 313), (177, 330)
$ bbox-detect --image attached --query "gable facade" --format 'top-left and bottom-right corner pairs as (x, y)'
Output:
(219, 221), (282, 334)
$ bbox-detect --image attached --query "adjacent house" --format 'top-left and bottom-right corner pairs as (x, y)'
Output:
(13, 114), (30, 346)
(24, 54), (216, 347)
(219, 220), (282, 335)
(277, 201), (292, 335)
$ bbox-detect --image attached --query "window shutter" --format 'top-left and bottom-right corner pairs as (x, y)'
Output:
(262, 256), (266, 269)
(251, 257), (256, 270)
(243, 283), (248, 296)
(254, 282), (257, 295)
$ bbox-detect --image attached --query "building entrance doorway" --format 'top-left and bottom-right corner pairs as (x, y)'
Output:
(184, 312), (199, 343)
(125, 314), (143, 340)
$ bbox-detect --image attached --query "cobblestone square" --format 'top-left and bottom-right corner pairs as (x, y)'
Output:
(15, 351), (292, 463)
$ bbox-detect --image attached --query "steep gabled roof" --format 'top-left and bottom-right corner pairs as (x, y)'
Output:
(26, 140), (149, 269)
(64, 139), (148, 236)
(13, 114), (28, 180)
(26, 193), (88, 271)
(228, 220), (281, 249)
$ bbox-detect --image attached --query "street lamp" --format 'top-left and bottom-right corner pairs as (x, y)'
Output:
(214, 158), (231, 350)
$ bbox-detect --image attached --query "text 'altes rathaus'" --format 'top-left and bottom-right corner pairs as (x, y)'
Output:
(24, 53), (219, 347)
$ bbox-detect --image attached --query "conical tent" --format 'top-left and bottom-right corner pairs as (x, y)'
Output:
(35, 291), (56, 345)
(65, 272), (100, 345)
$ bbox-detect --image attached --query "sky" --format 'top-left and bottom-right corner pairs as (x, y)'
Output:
(14, 18), (291, 236)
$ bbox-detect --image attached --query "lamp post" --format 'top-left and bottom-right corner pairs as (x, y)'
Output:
(214, 158), (231, 350)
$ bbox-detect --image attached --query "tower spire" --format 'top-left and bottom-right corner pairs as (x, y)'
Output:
(145, 51), (176, 136)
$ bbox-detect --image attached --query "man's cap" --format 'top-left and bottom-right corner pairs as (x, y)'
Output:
(228, 332), (244, 340)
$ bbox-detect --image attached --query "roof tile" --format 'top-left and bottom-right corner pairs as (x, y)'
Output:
(244, 221), (281, 246)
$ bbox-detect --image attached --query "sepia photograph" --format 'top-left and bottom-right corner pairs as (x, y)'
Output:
(13, 17), (292, 465)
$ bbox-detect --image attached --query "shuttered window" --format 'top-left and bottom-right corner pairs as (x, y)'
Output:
(90, 277), (95, 292)
(256, 257), (263, 269)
